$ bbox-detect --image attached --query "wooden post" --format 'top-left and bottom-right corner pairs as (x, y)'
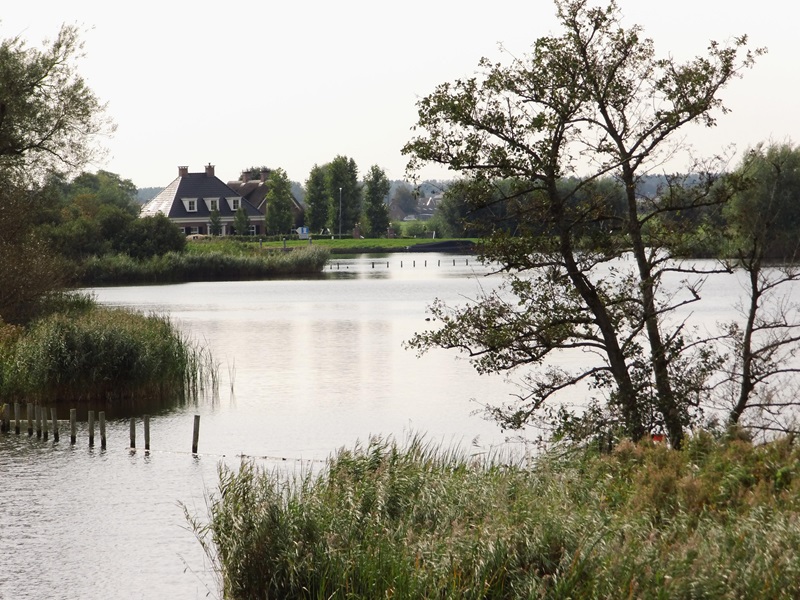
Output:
(35, 405), (42, 438)
(51, 408), (58, 443)
(192, 415), (200, 454)
(88, 411), (95, 448)
(130, 417), (136, 449)
(144, 415), (150, 451)
(70, 408), (77, 445)
(0, 404), (5, 433)
(14, 402), (20, 435)
(27, 403), (33, 437)
(99, 412), (106, 450)
(42, 407), (48, 441)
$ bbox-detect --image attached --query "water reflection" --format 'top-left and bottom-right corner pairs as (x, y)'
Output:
(0, 253), (517, 600)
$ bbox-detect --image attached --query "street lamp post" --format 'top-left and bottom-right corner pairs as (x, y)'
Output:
(338, 187), (342, 239)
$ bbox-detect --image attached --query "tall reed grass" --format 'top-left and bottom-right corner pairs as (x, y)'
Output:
(1, 304), (216, 405)
(188, 433), (800, 599)
(78, 246), (330, 285)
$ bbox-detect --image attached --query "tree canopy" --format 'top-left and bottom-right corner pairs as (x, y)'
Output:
(265, 168), (295, 235)
(362, 165), (391, 237)
(403, 0), (762, 448)
(0, 25), (114, 323)
(0, 24), (114, 178)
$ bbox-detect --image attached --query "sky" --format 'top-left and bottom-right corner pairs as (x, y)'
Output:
(3, 0), (798, 189)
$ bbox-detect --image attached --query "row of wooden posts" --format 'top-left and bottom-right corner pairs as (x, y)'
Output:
(0, 403), (201, 453)
(331, 258), (470, 270)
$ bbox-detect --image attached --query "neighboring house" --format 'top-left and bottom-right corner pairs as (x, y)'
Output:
(226, 169), (304, 227)
(140, 164), (265, 236)
(417, 193), (444, 221)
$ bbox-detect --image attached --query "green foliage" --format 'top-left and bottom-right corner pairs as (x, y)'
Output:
(264, 168), (294, 235)
(233, 206), (251, 235)
(120, 213), (186, 259)
(326, 155), (360, 236)
(0, 24), (114, 176)
(726, 142), (800, 259)
(401, 219), (427, 238)
(189, 434), (800, 599)
(209, 208), (223, 236)
(0, 174), (70, 324)
(361, 165), (391, 237)
(304, 164), (330, 233)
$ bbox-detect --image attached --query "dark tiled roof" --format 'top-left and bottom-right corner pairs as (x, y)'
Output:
(140, 172), (262, 219)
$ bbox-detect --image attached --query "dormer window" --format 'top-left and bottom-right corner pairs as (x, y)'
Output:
(210, 199), (218, 211)
(187, 199), (197, 212)
(232, 198), (240, 210)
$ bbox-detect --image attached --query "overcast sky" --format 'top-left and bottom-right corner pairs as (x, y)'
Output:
(3, 1), (797, 189)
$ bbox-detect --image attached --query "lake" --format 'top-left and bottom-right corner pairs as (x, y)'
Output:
(0, 253), (785, 599)
(0, 253), (522, 600)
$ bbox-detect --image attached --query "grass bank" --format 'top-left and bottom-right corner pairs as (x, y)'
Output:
(188, 236), (479, 255)
(189, 433), (800, 599)
(0, 297), (215, 405)
(77, 245), (330, 286)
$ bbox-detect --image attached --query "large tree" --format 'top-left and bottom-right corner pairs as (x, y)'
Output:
(0, 25), (114, 177)
(403, 0), (761, 447)
(326, 155), (360, 237)
(361, 165), (391, 237)
(265, 168), (295, 235)
(304, 164), (331, 234)
(0, 25), (113, 323)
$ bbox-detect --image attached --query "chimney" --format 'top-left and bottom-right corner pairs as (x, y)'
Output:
(259, 168), (270, 183)
(240, 170), (250, 183)
(205, 163), (215, 177)
(178, 166), (189, 177)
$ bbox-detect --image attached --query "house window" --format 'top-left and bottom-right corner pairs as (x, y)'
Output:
(210, 199), (218, 211)
(187, 199), (197, 212)
(232, 199), (240, 210)
(249, 225), (257, 236)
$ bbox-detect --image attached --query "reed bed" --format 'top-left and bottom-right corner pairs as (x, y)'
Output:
(189, 433), (800, 599)
(1, 305), (216, 404)
(78, 245), (330, 285)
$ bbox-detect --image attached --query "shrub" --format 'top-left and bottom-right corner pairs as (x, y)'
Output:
(2, 306), (214, 404)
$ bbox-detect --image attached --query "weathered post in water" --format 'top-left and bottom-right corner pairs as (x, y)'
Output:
(0, 404), (6, 433)
(70, 409), (77, 445)
(192, 415), (200, 454)
(42, 407), (48, 441)
(14, 402), (21, 435)
(51, 408), (58, 443)
(88, 411), (95, 448)
(99, 412), (106, 450)
(144, 415), (150, 451)
(27, 403), (33, 437)
(35, 405), (42, 438)
(130, 418), (136, 449)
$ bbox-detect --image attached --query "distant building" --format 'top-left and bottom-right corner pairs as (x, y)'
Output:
(140, 164), (265, 236)
(226, 169), (304, 227)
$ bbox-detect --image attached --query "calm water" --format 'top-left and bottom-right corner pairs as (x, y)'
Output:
(0, 253), (519, 600)
(0, 254), (784, 599)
